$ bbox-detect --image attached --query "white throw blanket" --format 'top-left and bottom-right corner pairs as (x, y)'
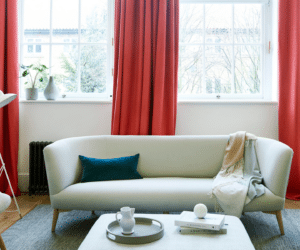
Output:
(210, 131), (265, 218)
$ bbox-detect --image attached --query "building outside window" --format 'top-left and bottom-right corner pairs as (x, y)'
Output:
(27, 39), (34, 53)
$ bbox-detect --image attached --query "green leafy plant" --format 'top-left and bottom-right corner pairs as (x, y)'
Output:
(20, 63), (49, 88)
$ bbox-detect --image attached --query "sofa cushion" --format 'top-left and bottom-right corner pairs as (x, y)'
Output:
(79, 154), (142, 183)
(50, 177), (216, 211)
(51, 178), (282, 213)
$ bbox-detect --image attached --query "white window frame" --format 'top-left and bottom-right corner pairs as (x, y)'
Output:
(19, 0), (114, 100)
(178, 0), (273, 101)
(19, 0), (273, 101)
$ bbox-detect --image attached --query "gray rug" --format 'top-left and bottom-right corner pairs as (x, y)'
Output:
(2, 205), (300, 250)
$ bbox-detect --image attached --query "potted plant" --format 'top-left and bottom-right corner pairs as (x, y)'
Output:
(20, 64), (48, 100)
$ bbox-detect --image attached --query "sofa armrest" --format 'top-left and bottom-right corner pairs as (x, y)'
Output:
(256, 138), (293, 198)
(44, 140), (82, 196)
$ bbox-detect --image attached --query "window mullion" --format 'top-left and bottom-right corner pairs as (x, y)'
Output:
(49, 0), (53, 77)
(231, 4), (235, 95)
(19, 0), (24, 96)
(202, 4), (206, 94)
(77, 0), (82, 94)
(107, 0), (114, 99)
(261, 3), (267, 99)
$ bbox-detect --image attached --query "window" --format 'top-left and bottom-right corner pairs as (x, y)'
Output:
(36, 39), (42, 53)
(26, 39), (42, 53)
(19, 0), (114, 99)
(20, 0), (271, 101)
(27, 39), (34, 53)
(179, 0), (272, 100)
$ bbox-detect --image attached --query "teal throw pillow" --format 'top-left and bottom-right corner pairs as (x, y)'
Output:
(79, 154), (142, 183)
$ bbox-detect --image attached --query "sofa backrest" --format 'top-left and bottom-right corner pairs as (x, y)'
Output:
(44, 135), (229, 195)
(104, 135), (229, 178)
(67, 135), (229, 178)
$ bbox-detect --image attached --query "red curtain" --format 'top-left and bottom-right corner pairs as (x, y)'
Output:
(0, 0), (20, 196)
(112, 0), (179, 135)
(278, 0), (300, 200)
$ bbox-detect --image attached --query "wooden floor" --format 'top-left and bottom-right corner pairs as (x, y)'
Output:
(0, 193), (50, 234)
(0, 194), (300, 234)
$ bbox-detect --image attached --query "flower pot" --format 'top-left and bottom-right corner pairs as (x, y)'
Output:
(25, 88), (38, 100)
(44, 76), (59, 100)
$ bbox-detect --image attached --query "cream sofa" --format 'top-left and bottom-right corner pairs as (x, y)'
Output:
(43, 135), (293, 234)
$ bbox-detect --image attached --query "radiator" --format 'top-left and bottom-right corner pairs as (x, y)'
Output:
(29, 141), (53, 195)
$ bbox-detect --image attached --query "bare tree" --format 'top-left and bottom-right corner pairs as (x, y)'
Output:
(178, 4), (261, 96)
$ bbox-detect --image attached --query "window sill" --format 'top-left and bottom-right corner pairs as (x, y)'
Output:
(19, 98), (112, 104)
(19, 98), (278, 105)
(178, 99), (278, 105)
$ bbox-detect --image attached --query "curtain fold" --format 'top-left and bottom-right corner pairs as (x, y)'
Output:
(0, 0), (20, 196)
(278, 0), (300, 200)
(112, 0), (179, 135)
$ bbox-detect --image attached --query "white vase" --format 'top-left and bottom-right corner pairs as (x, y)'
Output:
(44, 76), (59, 100)
(115, 207), (135, 234)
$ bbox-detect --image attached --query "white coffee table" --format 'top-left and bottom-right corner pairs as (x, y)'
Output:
(79, 213), (255, 250)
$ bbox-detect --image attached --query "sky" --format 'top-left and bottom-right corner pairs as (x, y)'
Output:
(23, 0), (107, 29)
(23, 1), (260, 30)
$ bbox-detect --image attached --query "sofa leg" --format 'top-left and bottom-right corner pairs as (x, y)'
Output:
(275, 211), (285, 235)
(52, 209), (72, 232)
(263, 210), (285, 235)
(52, 209), (59, 232)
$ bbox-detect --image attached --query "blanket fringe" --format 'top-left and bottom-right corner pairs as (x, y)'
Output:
(208, 191), (224, 213)
(214, 198), (224, 213)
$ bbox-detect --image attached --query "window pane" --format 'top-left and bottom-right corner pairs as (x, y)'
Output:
(180, 4), (204, 44)
(234, 4), (261, 43)
(23, 0), (50, 42)
(36, 40), (42, 53)
(27, 45), (33, 53)
(205, 4), (232, 44)
(178, 45), (203, 94)
(22, 45), (49, 91)
(36, 45), (42, 53)
(80, 45), (107, 93)
(81, 0), (108, 43)
(52, 0), (79, 43)
(52, 45), (79, 93)
(234, 45), (261, 94)
(205, 46), (232, 94)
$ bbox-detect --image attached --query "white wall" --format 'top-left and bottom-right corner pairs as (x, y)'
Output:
(18, 100), (278, 192)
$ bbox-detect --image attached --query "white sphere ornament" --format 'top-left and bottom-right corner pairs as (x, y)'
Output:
(194, 203), (207, 218)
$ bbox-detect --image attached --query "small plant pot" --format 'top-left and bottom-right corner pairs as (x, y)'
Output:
(25, 88), (39, 100)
